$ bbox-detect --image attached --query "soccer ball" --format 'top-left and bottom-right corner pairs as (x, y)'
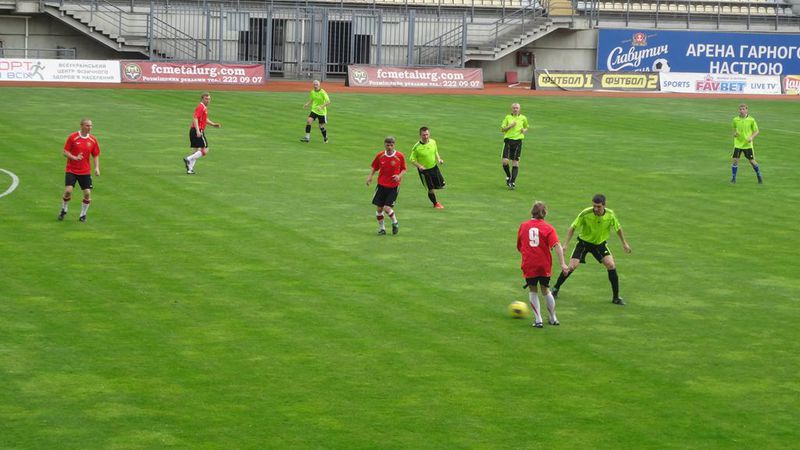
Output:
(508, 301), (530, 319)
(652, 58), (671, 72)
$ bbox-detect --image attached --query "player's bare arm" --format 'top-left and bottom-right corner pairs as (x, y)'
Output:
(94, 155), (100, 176)
(617, 228), (632, 253)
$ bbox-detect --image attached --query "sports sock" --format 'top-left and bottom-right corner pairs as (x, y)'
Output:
(428, 193), (437, 205)
(80, 199), (91, 217)
(546, 292), (557, 323)
(321, 127), (328, 140)
(387, 211), (397, 224)
(511, 166), (519, 182)
(503, 164), (511, 178)
(305, 125), (311, 134)
(731, 165), (738, 180)
(376, 212), (384, 230)
(529, 292), (542, 324)
(554, 270), (572, 291)
(62, 196), (70, 211)
(753, 164), (761, 178)
(608, 268), (620, 298)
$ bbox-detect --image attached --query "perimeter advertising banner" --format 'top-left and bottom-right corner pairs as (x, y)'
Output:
(659, 72), (782, 95)
(0, 59), (120, 83)
(783, 75), (800, 94)
(532, 70), (659, 91)
(120, 61), (265, 85)
(347, 65), (483, 89)
(597, 29), (800, 75)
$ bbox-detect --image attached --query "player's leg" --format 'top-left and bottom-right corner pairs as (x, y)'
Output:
(509, 141), (521, 188)
(528, 281), (543, 327)
(58, 176), (75, 220)
(301, 115), (314, 142)
(502, 140), (512, 186)
(541, 280), (558, 325)
(746, 151), (762, 183)
(78, 176), (93, 222)
(731, 149), (740, 183)
(372, 188), (386, 235)
(375, 205), (386, 234)
(318, 115), (328, 143)
(185, 129), (205, 173)
(602, 254), (624, 305)
(186, 147), (207, 173)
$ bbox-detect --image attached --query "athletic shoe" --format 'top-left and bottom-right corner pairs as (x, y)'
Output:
(730, 178), (736, 184)
(549, 320), (560, 326)
(392, 222), (399, 235)
(532, 322), (544, 328)
(510, 182), (516, 190)
(300, 137), (310, 143)
(505, 177), (510, 188)
(612, 297), (626, 305)
(187, 170), (195, 175)
(551, 288), (559, 299)
(183, 157), (190, 171)
(324, 137), (329, 144)
(79, 215), (87, 222)
(433, 202), (444, 209)
(758, 177), (763, 184)
(378, 229), (386, 235)
(57, 209), (67, 221)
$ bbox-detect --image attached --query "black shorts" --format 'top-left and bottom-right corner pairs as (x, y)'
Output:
(571, 238), (611, 264)
(732, 148), (754, 160)
(309, 112), (327, 124)
(502, 139), (523, 160)
(189, 128), (208, 148)
(418, 166), (446, 190)
(525, 276), (551, 288)
(65, 172), (93, 190)
(372, 185), (399, 207)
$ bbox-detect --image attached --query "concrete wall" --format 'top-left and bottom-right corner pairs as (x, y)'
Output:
(468, 28), (597, 82)
(0, 14), (136, 59)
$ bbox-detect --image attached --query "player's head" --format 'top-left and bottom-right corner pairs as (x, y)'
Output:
(511, 103), (521, 115)
(313, 80), (321, 90)
(739, 103), (748, 117)
(531, 201), (547, 219)
(419, 126), (430, 143)
(384, 136), (396, 152)
(80, 118), (93, 134)
(200, 92), (211, 104)
(592, 194), (606, 216)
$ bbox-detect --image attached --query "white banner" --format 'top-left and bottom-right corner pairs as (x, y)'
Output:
(659, 72), (781, 95)
(0, 59), (120, 83)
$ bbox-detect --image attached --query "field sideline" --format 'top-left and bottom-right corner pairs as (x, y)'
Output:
(1, 85), (799, 449)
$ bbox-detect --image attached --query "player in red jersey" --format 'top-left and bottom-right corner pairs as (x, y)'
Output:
(58, 118), (100, 222)
(517, 201), (569, 327)
(183, 92), (221, 174)
(366, 136), (406, 235)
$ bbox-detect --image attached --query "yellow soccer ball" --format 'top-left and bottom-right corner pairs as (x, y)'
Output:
(509, 301), (529, 319)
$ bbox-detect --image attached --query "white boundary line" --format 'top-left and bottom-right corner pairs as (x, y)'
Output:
(0, 168), (20, 198)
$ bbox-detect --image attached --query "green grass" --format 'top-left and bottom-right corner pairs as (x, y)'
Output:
(1, 87), (799, 449)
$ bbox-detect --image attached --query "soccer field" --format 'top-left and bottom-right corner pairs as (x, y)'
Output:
(1, 86), (798, 448)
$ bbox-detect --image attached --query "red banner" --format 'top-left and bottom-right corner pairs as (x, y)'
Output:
(348, 65), (483, 89)
(120, 61), (265, 85)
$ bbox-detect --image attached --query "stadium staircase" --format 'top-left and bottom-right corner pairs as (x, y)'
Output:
(464, 10), (572, 62)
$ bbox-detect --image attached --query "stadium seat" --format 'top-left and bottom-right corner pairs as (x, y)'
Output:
(631, 2), (641, 10)
(677, 3), (687, 11)
(721, 5), (732, 12)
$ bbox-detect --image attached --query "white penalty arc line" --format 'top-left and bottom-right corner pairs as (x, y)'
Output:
(0, 168), (20, 199)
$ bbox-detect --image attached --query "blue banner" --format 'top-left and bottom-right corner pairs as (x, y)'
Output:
(597, 29), (800, 75)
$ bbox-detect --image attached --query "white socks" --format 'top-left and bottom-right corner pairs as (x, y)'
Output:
(529, 292), (542, 324)
(546, 292), (558, 323)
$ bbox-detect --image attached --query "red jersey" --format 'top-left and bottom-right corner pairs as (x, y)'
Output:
(63, 132), (100, 175)
(371, 150), (406, 188)
(517, 219), (560, 278)
(192, 102), (208, 130)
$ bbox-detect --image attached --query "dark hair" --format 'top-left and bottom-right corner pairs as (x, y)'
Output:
(419, 126), (429, 134)
(384, 136), (396, 144)
(531, 201), (547, 219)
(592, 194), (606, 205)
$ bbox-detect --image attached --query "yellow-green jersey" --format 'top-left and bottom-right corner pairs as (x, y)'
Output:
(732, 115), (758, 149)
(309, 89), (330, 116)
(409, 139), (439, 169)
(501, 114), (529, 140)
(571, 207), (621, 245)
